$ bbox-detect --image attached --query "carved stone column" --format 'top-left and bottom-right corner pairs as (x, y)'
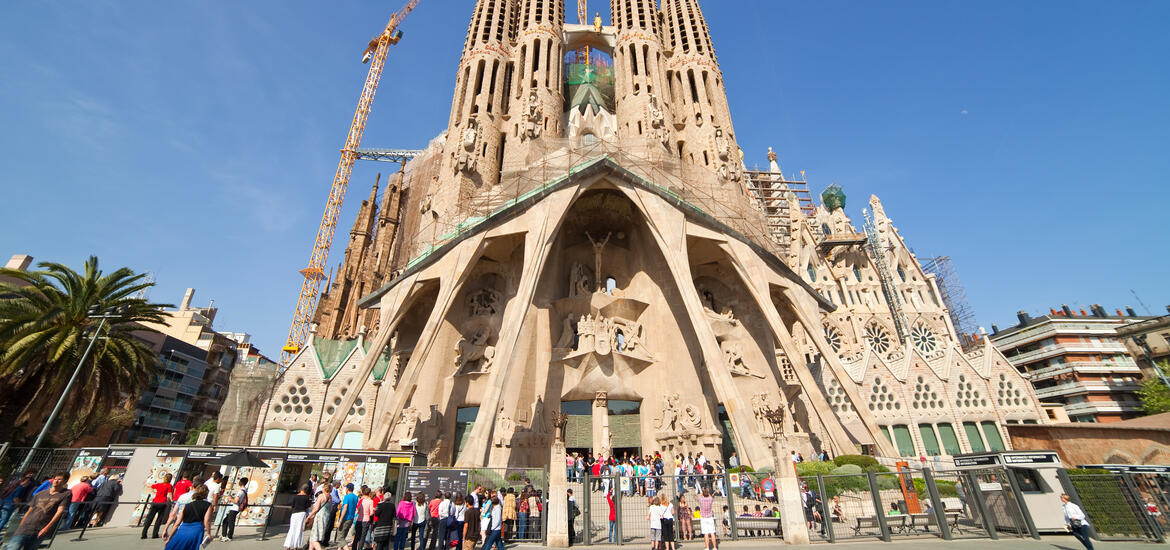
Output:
(592, 391), (610, 458)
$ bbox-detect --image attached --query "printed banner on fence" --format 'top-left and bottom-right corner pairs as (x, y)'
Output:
(729, 473), (741, 488)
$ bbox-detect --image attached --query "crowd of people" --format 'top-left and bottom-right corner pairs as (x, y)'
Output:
(284, 475), (546, 550)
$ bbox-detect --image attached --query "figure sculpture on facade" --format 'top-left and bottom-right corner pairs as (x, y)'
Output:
(395, 406), (419, 441)
(454, 118), (479, 174)
(648, 93), (669, 147)
(721, 340), (764, 378)
(454, 326), (495, 375)
(494, 407), (515, 447)
(468, 287), (502, 317)
(585, 232), (612, 292)
(569, 262), (593, 297)
(522, 90), (543, 141)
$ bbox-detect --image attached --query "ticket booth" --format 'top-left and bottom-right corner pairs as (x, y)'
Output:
(954, 450), (1066, 533)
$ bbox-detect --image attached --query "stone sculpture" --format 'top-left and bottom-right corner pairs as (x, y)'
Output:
(569, 262), (592, 297)
(494, 407), (515, 447)
(454, 326), (495, 375)
(522, 90), (543, 141)
(467, 287), (502, 317)
(454, 118), (479, 174)
(648, 93), (669, 147)
(721, 340), (764, 378)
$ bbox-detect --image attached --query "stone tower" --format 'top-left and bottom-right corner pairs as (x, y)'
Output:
(611, 0), (674, 152)
(661, 0), (740, 180)
(441, 0), (521, 197)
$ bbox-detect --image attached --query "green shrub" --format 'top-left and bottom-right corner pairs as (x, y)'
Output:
(834, 455), (879, 469)
(831, 464), (863, 475)
(729, 465), (755, 473)
(795, 461), (837, 477)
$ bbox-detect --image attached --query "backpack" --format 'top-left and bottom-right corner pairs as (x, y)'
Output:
(237, 489), (249, 511)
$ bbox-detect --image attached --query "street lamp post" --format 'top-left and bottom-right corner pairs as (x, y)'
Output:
(762, 406), (809, 544)
(17, 306), (122, 474)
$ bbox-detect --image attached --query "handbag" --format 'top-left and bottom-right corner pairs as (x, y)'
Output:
(373, 525), (394, 541)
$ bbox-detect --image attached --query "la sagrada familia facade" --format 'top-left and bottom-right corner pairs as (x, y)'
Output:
(250, 0), (1046, 468)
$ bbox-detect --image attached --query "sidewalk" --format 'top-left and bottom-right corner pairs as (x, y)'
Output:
(32, 527), (1159, 550)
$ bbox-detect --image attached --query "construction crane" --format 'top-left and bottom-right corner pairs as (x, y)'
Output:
(281, 0), (423, 365)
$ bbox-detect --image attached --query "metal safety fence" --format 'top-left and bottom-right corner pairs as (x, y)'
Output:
(401, 466), (548, 544)
(1062, 471), (1165, 543)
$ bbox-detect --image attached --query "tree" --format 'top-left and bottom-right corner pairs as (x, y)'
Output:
(1137, 360), (1170, 415)
(0, 256), (171, 443)
(185, 420), (217, 444)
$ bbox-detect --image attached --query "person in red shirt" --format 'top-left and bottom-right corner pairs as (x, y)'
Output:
(141, 473), (173, 539)
(63, 475), (94, 529)
(172, 474), (192, 501)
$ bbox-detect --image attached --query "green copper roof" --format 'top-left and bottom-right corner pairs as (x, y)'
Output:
(312, 336), (357, 379)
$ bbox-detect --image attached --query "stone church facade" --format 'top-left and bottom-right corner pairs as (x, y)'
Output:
(252, 0), (1044, 468)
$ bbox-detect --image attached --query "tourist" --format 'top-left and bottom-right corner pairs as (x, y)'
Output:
(728, 452), (738, 469)
(566, 453), (576, 483)
(394, 491), (416, 550)
(501, 488), (516, 541)
(62, 475), (92, 529)
(481, 496), (505, 550)
(412, 492), (428, 550)
(437, 491), (453, 547)
(309, 474), (320, 495)
(697, 488), (717, 550)
(426, 490), (441, 549)
(720, 505), (729, 537)
(603, 490), (615, 543)
(325, 480), (341, 546)
(647, 492), (664, 550)
(89, 473), (122, 527)
(373, 491), (396, 550)
(955, 479), (968, 517)
(219, 477), (248, 542)
(567, 489), (579, 546)
(460, 495), (480, 550)
(661, 494), (677, 550)
(307, 482), (330, 550)
(517, 490), (530, 540)
(355, 486), (375, 550)
(284, 484), (312, 550)
(801, 483), (822, 532)
(4, 473), (68, 550)
(886, 503), (902, 516)
(676, 494), (693, 541)
(205, 471), (224, 515)
(527, 490), (542, 540)
(447, 494), (465, 549)
(163, 485), (211, 550)
(338, 484), (358, 545)
(141, 473), (174, 539)
(1061, 494), (1093, 550)
(831, 496), (844, 525)
(0, 473), (36, 535)
(173, 474), (192, 502)
(91, 469), (109, 491)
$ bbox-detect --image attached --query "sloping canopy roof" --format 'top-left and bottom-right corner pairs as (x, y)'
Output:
(358, 156), (833, 312)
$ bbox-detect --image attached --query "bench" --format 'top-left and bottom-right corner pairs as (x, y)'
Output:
(735, 516), (783, 537)
(853, 514), (908, 535)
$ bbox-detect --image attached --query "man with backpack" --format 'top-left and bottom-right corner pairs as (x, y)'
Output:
(219, 477), (248, 542)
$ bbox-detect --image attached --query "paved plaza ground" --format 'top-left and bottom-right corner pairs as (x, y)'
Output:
(30, 526), (1157, 550)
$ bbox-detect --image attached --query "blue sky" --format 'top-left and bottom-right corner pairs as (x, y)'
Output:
(1, 1), (1167, 354)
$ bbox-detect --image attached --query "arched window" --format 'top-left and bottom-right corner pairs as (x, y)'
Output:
(806, 265), (817, 282)
(897, 265), (906, 282)
(605, 276), (617, 295)
(261, 428), (286, 447)
(853, 265), (863, 282)
(287, 429), (311, 448)
(821, 223), (832, 235)
(583, 132), (598, 146)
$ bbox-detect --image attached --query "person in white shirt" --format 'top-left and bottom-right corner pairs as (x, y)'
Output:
(205, 471), (224, 510)
(647, 495), (665, 550)
(1061, 493), (1093, 550)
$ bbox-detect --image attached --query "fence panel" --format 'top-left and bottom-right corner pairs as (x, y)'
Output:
(1128, 473), (1170, 535)
(926, 469), (988, 539)
(0, 448), (80, 480)
(814, 472), (882, 541)
(402, 466), (548, 544)
(1068, 473), (1160, 541)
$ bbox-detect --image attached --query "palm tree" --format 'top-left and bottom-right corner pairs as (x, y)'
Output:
(0, 256), (172, 443)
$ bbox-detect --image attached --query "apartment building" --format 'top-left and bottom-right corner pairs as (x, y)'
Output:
(990, 304), (1151, 423)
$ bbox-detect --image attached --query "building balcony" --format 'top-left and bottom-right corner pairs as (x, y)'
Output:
(1025, 359), (1141, 381)
(1007, 342), (1131, 366)
(1063, 401), (1143, 416)
(1033, 380), (1142, 399)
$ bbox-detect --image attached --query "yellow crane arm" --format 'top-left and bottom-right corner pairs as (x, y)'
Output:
(281, 0), (422, 365)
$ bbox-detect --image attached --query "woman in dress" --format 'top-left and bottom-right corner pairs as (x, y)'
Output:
(677, 494), (693, 541)
(285, 484), (312, 550)
(308, 486), (331, 550)
(163, 485), (212, 550)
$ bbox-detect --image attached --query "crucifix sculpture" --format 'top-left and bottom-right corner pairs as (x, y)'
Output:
(586, 231), (611, 293)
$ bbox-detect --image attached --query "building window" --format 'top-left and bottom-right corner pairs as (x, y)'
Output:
(261, 428), (286, 447)
(853, 265), (863, 282)
(287, 429), (311, 447)
(897, 265), (906, 282)
(980, 421), (1006, 451)
(937, 423), (962, 455)
(962, 422), (986, 453)
(865, 324), (892, 355)
(341, 431), (363, 449)
(824, 325), (842, 353)
(807, 265), (817, 282)
(891, 424), (916, 456)
(918, 424), (942, 456)
(911, 324), (938, 354)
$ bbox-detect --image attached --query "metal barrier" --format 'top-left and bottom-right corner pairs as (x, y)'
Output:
(401, 466), (548, 544)
(1063, 471), (1165, 542)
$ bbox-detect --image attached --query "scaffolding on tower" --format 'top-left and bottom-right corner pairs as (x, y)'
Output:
(863, 208), (909, 341)
(922, 256), (979, 348)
